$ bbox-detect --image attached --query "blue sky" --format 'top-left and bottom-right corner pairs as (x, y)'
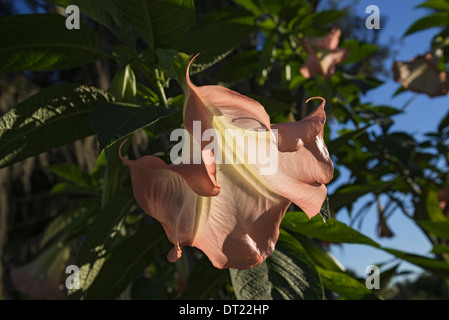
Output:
(323, 0), (449, 281)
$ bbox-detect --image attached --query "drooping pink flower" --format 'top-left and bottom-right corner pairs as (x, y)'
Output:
(393, 53), (449, 97)
(10, 243), (70, 300)
(120, 56), (333, 269)
(300, 28), (349, 79)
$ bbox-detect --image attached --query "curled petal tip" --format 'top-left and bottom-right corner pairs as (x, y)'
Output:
(167, 245), (182, 263)
(186, 53), (201, 83)
(306, 96), (326, 105)
(118, 138), (129, 161)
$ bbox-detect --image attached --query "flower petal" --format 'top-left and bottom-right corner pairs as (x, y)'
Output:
(186, 57), (271, 131)
(300, 28), (349, 79)
(393, 53), (449, 97)
(120, 141), (291, 269)
(320, 48), (349, 78)
(266, 98), (333, 218)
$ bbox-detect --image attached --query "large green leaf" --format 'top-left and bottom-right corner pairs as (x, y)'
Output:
(112, 0), (195, 50)
(281, 212), (380, 247)
(178, 8), (257, 71)
(230, 230), (323, 300)
(0, 83), (112, 169)
(317, 267), (373, 300)
(404, 12), (449, 36)
(84, 223), (169, 300)
(45, 0), (116, 33)
(0, 14), (107, 72)
(418, 221), (449, 240)
(90, 102), (176, 150)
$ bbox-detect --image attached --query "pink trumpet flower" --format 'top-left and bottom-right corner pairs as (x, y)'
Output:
(10, 243), (70, 300)
(120, 56), (333, 269)
(300, 28), (349, 79)
(393, 53), (449, 98)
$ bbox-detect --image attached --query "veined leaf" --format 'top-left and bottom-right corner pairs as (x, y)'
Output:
(317, 267), (372, 300)
(179, 8), (257, 71)
(281, 212), (380, 247)
(0, 83), (112, 169)
(45, 0), (116, 33)
(0, 13), (107, 72)
(90, 102), (176, 150)
(84, 223), (169, 300)
(112, 0), (195, 50)
(230, 230), (323, 300)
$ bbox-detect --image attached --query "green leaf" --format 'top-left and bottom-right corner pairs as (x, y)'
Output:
(0, 14), (107, 72)
(432, 244), (449, 254)
(180, 257), (230, 299)
(0, 83), (112, 169)
(317, 267), (372, 300)
(415, 189), (447, 221)
(418, 0), (449, 11)
(404, 12), (449, 36)
(281, 212), (380, 247)
(45, 0), (116, 34)
(327, 126), (370, 153)
(383, 248), (449, 276)
(295, 234), (345, 272)
(179, 8), (257, 71)
(230, 230), (323, 300)
(341, 40), (379, 65)
(418, 220), (449, 239)
(84, 223), (169, 300)
(49, 163), (93, 187)
(90, 102), (176, 150)
(112, 0), (195, 50)
(70, 184), (136, 299)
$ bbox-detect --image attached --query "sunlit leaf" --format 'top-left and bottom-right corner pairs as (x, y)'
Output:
(281, 212), (380, 247)
(0, 83), (112, 169)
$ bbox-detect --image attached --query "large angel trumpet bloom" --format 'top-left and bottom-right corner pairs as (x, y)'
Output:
(300, 28), (349, 79)
(393, 52), (449, 97)
(120, 57), (333, 269)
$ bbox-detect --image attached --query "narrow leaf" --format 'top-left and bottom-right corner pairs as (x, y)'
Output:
(383, 248), (449, 277)
(281, 212), (380, 247)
